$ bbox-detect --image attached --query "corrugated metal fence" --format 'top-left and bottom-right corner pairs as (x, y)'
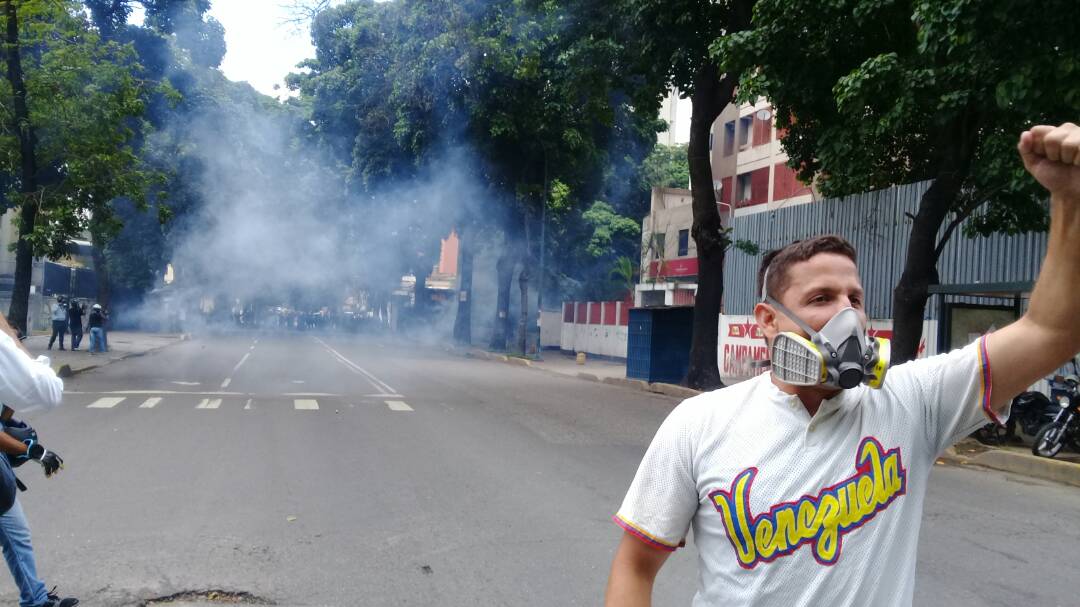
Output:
(723, 181), (1048, 318)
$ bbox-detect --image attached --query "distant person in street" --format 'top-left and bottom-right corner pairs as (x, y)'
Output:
(100, 307), (109, 353)
(86, 305), (105, 355)
(45, 298), (67, 352)
(605, 122), (1080, 607)
(66, 301), (83, 352)
(0, 313), (77, 606)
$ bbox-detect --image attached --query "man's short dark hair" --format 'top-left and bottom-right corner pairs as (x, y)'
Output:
(757, 235), (858, 302)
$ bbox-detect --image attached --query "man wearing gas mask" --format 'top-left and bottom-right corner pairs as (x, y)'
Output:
(606, 121), (1080, 607)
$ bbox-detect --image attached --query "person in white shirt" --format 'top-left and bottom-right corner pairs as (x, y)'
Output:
(605, 122), (1080, 607)
(46, 298), (68, 352)
(0, 314), (76, 607)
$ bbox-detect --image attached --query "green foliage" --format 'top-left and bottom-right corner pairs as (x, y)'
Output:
(609, 255), (637, 294)
(733, 238), (759, 256)
(0, 0), (163, 259)
(581, 201), (641, 258)
(295, 0), (661, 304)
(640, 143), (689, 190)
(719, 0), (1080, 236)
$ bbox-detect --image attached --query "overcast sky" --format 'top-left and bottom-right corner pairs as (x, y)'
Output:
(209, 1), (335, 100)
(130, 1), (343, 100)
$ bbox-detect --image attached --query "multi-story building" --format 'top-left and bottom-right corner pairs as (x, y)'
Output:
(635, 186), (730, 308)
(637, 98), (812, 307)
(713, 99), (815, 215)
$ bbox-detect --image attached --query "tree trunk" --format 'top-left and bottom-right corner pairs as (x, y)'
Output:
(516, 215), (532, 355)
(3, 1), (38, 336)
(684, 62), (739, 390)
(452, 229), (473, 346)
(90, 230), (112, 310)
(891, 117), (977, 364)
(891, 175), (964, 363)
(489, 249), (515, 351)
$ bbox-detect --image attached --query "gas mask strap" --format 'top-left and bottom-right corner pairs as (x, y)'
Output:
(764, 295), (821, 342)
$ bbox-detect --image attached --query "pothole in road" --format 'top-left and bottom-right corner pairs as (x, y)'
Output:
(144, 590), (275, 605)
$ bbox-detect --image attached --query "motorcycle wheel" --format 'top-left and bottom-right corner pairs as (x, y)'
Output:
(1064, 425), (1080, 452)
(1032, 423), (1065, 458)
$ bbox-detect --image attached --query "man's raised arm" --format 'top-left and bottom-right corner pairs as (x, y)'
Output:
(986, 122), (1080, 414)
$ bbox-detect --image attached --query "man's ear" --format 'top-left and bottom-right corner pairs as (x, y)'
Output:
(753, 302), (778, 344)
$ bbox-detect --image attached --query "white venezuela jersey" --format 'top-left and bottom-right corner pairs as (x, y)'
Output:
(615, 336), (1003, 606)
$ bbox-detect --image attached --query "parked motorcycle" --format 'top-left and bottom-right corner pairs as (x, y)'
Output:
(1032, 368), (1080, 458)
(973, 388), (1059, 446)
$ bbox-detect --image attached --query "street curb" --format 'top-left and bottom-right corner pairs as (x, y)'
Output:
(465, 347), (704, 400)
(602, 377), (649, 390)
(51, 336), (188, 379)
(967, 449), (1080, 488)
(942, 443), (1080, 488)
(647, 383), (702, 399)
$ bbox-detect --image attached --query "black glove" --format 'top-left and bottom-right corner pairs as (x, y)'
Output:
(26, 443), (63, 477)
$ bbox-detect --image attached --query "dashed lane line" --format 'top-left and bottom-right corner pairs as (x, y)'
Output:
(294, 399), (319, 410)
(221, 352), (252, 389)
(386, 400), (413, 412)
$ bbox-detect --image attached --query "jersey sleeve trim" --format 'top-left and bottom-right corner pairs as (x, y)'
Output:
(612, 514), (680, 552)
(978, 336), (1001, 426)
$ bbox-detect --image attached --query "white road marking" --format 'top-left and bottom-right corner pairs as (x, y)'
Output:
(88, 397), (125, 409)
(218, 352), (252, 390)
(138, 397), (162, 409)
(314, 337), (398, 394)
(196, 398), (222, 409)
(282, 392), (336, 397)
(244, 399), (253, 410)
(171, 381), (200, 386)
(386, 400), (413, 412)
(294, 399), (319, 410)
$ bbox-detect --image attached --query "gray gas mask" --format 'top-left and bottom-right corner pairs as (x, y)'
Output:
(764, 295), (890, 390)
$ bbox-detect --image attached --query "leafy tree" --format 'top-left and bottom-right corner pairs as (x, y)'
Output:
(295, 0), (659, 352)
(721, 0), (1080, 362)
(614, 0), (756, 389)
(0, 0), (160, 333)
(640, 143), (690, 191)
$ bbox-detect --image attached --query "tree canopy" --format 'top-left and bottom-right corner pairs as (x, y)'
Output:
(720, 0), (1080, 361)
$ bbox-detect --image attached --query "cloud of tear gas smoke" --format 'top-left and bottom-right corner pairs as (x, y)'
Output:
(133, 93), (500, 340)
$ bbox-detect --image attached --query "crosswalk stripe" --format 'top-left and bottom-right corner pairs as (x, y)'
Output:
(294, 399), (319, 410)
(138, 397), (162, 409)
(88, 397), (124, 409)
(196, 398), (222, 409)
(386, 400), (413, 412)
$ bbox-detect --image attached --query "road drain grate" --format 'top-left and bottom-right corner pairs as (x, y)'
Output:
(144, 590), (275, 605)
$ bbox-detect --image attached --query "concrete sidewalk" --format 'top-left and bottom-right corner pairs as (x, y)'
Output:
(26, 330), (187, 377)
(466, 348), (701, 399)
(464, 346), (1080, 489)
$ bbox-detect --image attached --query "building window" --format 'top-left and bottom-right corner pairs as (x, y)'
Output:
(651, 233), (666, 260)
(738, 116), (752, 149)
(737, 173), (752, 203)
(723, 121), (735, 156)
(678, 229), (689, 257)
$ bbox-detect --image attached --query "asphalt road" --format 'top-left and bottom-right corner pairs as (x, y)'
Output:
(1, 332), (1076, 606)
